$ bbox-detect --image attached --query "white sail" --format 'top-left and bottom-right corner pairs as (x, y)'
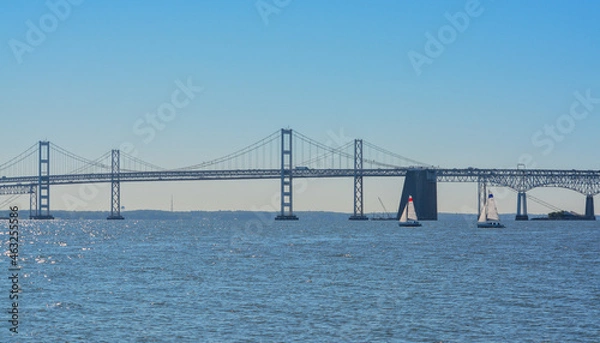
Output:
(399, 204), (408, 222)
(486, 193), (500, 221)
(399, 195), (422, 227)
(477, 205), (486, 222)
(407, 198), (418, 221)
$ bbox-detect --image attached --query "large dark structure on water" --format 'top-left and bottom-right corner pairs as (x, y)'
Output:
(397, 169), (438, 221)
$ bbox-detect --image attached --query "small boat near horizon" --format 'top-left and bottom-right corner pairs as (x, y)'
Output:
(477, 192), (505, 228)
(398, 195), (421, 227)
(371, 196), (396, 220)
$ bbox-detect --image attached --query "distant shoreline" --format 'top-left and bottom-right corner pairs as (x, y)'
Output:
(0, 210), (559, 221)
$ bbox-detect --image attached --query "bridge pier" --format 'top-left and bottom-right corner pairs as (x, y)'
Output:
(107, 150), (125, 220)
(31, 141), (54, 220)
(349, 139), (368, 220)
(275, 129), (298, 220)
(585, 195), (595, 220)
(515, 191), (528, 220)
(398, 169), (437, 220)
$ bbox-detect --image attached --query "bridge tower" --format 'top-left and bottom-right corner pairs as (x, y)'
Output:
(275, 129), (298, 220)
(515, 192), (528, 220)
(515, 166), (528, 220)
(585, 194), (595, 219)
(349, 139), (368, 220)
(29, 184), (37, 219)
(31, 141), (54, 219)
(107, 149), (125, 220)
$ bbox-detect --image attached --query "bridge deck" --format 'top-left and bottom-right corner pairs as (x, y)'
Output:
(2, 168), (600, 195)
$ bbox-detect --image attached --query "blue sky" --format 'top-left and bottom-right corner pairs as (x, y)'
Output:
(1, 0), (600, 214)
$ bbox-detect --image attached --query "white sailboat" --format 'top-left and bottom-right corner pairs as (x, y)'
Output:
(477, 192), (505, 228)
(398, 195), (422, 227)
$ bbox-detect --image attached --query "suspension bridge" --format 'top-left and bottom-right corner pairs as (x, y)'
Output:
(1, 129), (599, 220)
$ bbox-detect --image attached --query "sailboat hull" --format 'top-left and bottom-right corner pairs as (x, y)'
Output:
(477, 221), (505, 228)
(398, 221), (422, 227)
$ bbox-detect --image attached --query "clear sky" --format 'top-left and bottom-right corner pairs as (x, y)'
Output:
(1, 0), (600, 215)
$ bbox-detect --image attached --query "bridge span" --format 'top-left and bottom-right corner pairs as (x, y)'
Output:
(0, 129), (598, 220)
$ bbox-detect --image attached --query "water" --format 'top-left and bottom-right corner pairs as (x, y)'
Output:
(5, 216), (600, 342)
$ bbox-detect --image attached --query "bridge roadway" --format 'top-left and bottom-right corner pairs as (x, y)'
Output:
(2, 167), (600, 195)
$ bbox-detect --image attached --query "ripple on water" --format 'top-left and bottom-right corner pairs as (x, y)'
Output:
(13, 218), (600, 342)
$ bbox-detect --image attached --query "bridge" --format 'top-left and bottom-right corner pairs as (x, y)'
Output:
(1, 129), (599, 220)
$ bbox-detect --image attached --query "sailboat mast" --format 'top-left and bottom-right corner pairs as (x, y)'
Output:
(378, 197), (390, 218)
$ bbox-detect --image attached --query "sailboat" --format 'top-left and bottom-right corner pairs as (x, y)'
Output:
(398, 195), (421, 227)
(477, 192), (505, 228)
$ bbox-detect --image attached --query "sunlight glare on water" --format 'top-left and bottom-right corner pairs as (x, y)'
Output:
(5, 216), (600, 342)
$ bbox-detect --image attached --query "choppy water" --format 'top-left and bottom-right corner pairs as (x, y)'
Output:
(3, 216), (600, 342)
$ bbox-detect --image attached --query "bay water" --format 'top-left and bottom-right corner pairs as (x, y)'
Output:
(4, 215), (599, 342)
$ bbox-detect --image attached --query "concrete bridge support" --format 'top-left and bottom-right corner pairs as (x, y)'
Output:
(585, 195), (595, 219)
(516, 191), (528, 220)
(398, 169), (437, 220)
